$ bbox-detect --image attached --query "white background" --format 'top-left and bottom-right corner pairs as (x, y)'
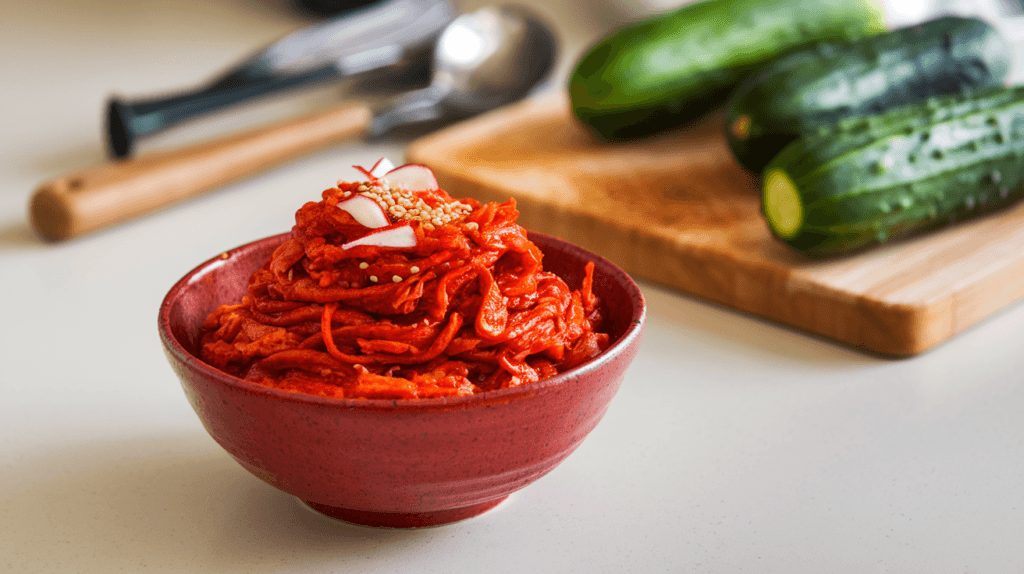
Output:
(2, 0), (1023, 572)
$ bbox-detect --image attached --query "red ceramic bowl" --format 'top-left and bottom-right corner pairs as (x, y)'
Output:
(158, 232), (645, 528)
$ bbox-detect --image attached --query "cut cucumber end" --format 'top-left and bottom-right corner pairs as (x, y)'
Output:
(763, 168), (803, 239)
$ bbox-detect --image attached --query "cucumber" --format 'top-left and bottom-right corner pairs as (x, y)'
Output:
(762, 87), (1024, 257)
(568, 0), (886, 140)
(726, 16), (1012, 173)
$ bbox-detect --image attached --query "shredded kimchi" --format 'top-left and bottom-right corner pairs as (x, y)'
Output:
(199, 167), (609, 399)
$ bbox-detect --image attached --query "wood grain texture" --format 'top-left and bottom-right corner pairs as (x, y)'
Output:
(31, 102), (372, 241)
(407, 92), (1024, 355)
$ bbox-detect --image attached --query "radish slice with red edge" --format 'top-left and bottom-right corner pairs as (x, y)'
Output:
(369, 158), (395, 178)
(342, 222), (417, 250)
(352, 158), (397, 181)
(337, 194), (390, 228)
(352, 165), (375, 180)
(383, 163), (439, 191)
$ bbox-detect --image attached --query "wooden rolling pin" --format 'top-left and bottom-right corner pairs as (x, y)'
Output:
(30, 102), (372, 241)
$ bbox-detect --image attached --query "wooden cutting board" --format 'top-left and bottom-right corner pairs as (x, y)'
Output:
(407, 93), (1024, 356)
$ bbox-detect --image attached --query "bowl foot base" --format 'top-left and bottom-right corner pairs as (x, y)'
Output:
(302, 496), (509, 528)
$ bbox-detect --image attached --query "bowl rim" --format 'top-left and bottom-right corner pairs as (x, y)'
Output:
(158, 231), (645, 411)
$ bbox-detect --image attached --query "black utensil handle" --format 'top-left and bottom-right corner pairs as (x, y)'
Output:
(105, 65), (336, 158)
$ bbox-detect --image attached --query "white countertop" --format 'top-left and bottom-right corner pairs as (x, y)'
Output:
(2, 1), (1023, 572)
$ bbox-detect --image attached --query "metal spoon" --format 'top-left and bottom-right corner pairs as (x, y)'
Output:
(367, 4), (557, 136)
(30, 5), (558, 241)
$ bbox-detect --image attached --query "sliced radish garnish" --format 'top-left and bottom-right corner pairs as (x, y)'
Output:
(353, 165), (375, 180)
(337, 194), (390, 228)
(351, 158), (397, 182)
(338, 163), (375, 182)
(383, 163), (439, 191)
(369, 157), (395, 178)
(342, 222), (417, 250)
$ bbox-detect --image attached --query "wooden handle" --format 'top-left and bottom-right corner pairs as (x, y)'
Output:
(30, 101), (373, 241)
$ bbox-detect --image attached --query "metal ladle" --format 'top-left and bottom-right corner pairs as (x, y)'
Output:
(367, 4), (556, 136)
(31, 5), (557, 241)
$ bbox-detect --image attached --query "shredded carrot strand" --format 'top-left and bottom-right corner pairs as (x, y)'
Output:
(320, 302), (344, 361)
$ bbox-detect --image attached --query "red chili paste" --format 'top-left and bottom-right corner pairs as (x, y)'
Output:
(199, 165), (609, 399)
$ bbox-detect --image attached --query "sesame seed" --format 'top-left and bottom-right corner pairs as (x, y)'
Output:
(343, 180), (475, 227)
(359, 262), (369, 269)
(410, 266), (420, 273)
(369, 275), (378, 282)
(392, 275), (402, 283)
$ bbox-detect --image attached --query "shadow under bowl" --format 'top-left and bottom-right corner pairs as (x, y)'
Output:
(158, 232), (645, 528)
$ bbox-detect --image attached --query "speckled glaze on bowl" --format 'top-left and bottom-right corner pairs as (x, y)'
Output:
(158, 232), (645, 528)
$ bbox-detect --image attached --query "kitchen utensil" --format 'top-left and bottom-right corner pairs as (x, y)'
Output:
(107, 0), (457, 158)
(31, 4), (557, 242)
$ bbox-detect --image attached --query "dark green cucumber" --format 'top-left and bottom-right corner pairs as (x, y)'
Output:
(726, 16), (1012, 173)
(762, 86), (1024, 257)
(568, 0), (886, 140)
